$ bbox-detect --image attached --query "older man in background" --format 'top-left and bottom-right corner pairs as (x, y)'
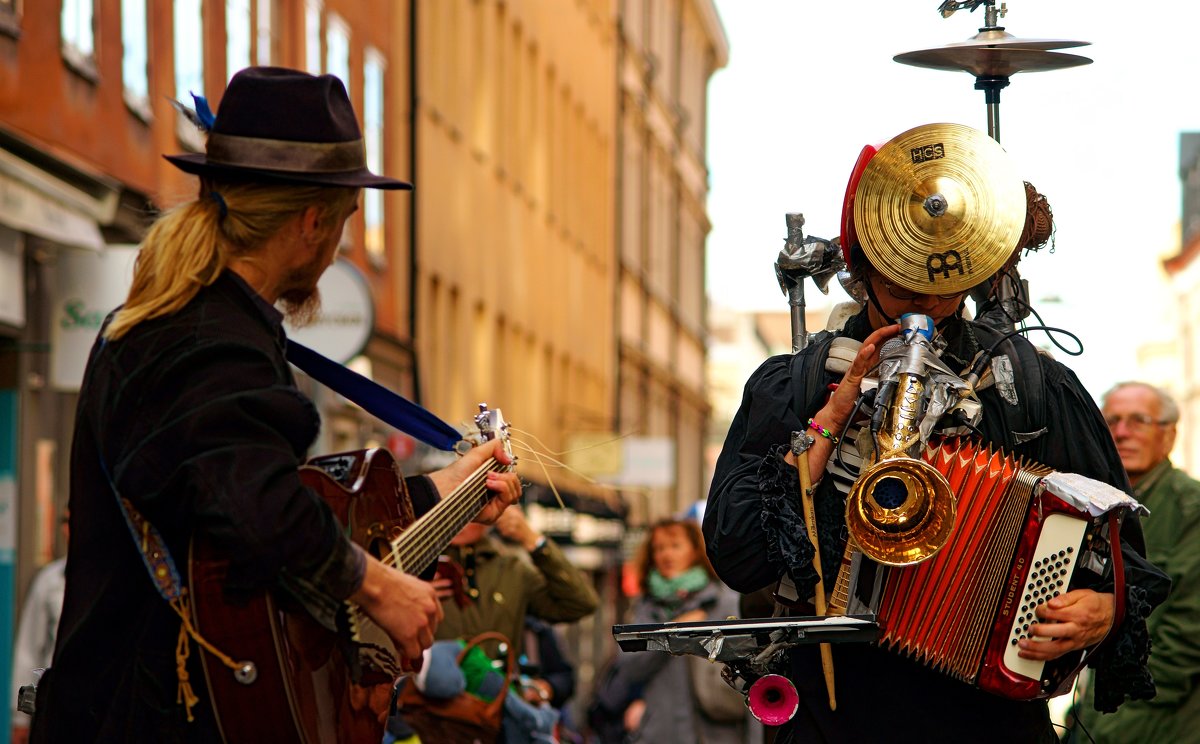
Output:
(1078, 382), (1200, 740)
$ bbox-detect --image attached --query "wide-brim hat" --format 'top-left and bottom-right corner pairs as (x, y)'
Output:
(165, 66), (411, 190)
(840, 122), (1026, 296)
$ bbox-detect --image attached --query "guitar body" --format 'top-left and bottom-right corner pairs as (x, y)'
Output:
(190, 447), (416, 744)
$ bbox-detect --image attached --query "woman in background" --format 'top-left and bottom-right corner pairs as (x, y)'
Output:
(593, 518), (750, 744)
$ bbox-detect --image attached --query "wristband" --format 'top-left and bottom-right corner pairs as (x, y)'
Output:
(807, 418), (840, 446)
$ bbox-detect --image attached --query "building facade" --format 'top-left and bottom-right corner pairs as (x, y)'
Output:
(615, 0), (726, 524)
(1162, 132), (1200, 473)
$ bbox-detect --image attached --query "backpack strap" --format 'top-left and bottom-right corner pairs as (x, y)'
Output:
(967, 322), (1048, 448)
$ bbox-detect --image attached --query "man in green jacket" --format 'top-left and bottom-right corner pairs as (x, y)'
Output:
(1079, 381), (1200, 741)
(434, 505), (599, 657)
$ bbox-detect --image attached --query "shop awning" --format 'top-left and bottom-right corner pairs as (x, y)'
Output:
(0, 173), (104, 251)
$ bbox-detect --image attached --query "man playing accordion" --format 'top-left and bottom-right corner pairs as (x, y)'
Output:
(704, 123), (1170, 743)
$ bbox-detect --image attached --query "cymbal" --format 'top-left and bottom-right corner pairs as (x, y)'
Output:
(853, 122), (1025, 296)
(943, 28), (1089, 51)
(895, 46), (1092, 78)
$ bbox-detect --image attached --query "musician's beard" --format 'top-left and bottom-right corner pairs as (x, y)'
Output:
(279, 287), (322, 327)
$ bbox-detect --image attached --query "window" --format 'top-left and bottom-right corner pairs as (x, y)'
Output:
(304, 0), (322, 74)
(121, 0), (150, 116)
(61, 0), (96, 77)
(174, 0), (205, 149)
(255, 0), (274, 65)
(226, 0), (251, 80)
(325, 13), (349, 88)
(363, 48), (386, 263)
(174, 0), (204, 100)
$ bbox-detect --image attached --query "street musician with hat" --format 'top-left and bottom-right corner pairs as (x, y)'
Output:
(704, 123), (1169, 742)
(32, 67), (523, 743)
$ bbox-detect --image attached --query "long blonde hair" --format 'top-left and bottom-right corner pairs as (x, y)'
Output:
(104, 178), (358, 340)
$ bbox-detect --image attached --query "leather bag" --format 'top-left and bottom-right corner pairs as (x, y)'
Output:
(395, 631), (516, 744)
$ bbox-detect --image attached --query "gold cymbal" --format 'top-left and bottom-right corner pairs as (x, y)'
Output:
(853, 122), (1025, 296)
(894, 46), (1092, 78)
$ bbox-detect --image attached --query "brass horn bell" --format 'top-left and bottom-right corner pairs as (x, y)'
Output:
(845, 455), (957, 567)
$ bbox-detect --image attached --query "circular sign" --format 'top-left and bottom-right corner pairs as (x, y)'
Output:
(283, 258), (375, 363)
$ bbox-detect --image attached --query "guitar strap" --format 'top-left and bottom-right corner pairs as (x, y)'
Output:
(98, 456), (244, 723)
(285, 339), (463, 452)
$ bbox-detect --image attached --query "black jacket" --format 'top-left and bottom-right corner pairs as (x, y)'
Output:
(33, 271), (434, 742)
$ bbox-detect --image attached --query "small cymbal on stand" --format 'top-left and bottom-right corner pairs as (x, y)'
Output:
(893, 3), (1092, 142)
(893, 46), (1092, 77)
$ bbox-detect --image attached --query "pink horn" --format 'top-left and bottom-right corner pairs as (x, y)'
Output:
(747, 674), (800, 726)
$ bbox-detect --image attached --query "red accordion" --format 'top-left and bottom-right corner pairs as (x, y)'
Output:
(842, 437), (1124, 701)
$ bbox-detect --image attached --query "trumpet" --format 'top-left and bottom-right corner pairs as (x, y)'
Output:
(844, 314), (958, 567)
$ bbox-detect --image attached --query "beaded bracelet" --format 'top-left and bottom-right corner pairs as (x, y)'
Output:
(807, 418), (839, 446)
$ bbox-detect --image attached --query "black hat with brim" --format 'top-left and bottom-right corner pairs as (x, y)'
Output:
(164, 66), (412, 191)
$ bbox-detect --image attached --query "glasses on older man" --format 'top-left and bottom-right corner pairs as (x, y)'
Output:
(1104, 413), (1172, 432)
(876, 277), (963, 302)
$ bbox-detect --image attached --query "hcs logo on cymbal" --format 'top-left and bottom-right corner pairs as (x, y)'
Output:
(911, 143), (946, 164)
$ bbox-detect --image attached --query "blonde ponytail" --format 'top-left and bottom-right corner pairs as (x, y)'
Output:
(105, 180), (358, 340)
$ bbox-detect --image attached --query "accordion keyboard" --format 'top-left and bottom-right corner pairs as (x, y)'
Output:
(1001, 512), (1088, 681)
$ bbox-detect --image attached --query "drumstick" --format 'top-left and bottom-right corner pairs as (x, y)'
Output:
(793, 434), (836, 711)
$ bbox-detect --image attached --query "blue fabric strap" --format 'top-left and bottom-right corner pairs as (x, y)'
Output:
(285, 339), (462, 452)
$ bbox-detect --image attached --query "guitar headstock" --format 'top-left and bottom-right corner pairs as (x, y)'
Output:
(463, 403), (515, 467)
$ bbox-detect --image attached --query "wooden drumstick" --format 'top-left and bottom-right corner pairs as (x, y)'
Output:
(792, 431), (836, 711)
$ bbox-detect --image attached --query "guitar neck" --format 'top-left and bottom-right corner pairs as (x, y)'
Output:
(390, 457), (507, 575)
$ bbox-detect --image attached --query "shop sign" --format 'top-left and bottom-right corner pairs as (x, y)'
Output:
(283, 258), (374, 364)
(51, 246), (138, 391)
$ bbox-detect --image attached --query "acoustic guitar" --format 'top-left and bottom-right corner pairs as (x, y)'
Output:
(189, 406), (513, 743)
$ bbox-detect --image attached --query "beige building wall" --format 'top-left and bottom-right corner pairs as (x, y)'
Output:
(413, 0), (618, 498)
(616, 0), (727, 524)
(1165, 241), (1200, 474)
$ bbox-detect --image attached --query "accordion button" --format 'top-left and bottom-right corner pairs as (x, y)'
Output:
(1067, 547), (1074, 553)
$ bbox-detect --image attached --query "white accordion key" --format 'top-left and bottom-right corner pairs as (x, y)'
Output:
(1002, 513), (1088, 680)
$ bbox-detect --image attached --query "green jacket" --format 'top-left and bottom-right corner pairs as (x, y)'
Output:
(435, 534), (599, 658)
(1080, 459), (1200, 741)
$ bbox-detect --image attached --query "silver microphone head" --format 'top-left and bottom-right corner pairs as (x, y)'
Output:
(879, 337), (906, 360)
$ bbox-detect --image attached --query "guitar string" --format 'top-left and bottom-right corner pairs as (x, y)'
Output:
(348, 459), (497, 634)
(388, 458), (500, 570)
